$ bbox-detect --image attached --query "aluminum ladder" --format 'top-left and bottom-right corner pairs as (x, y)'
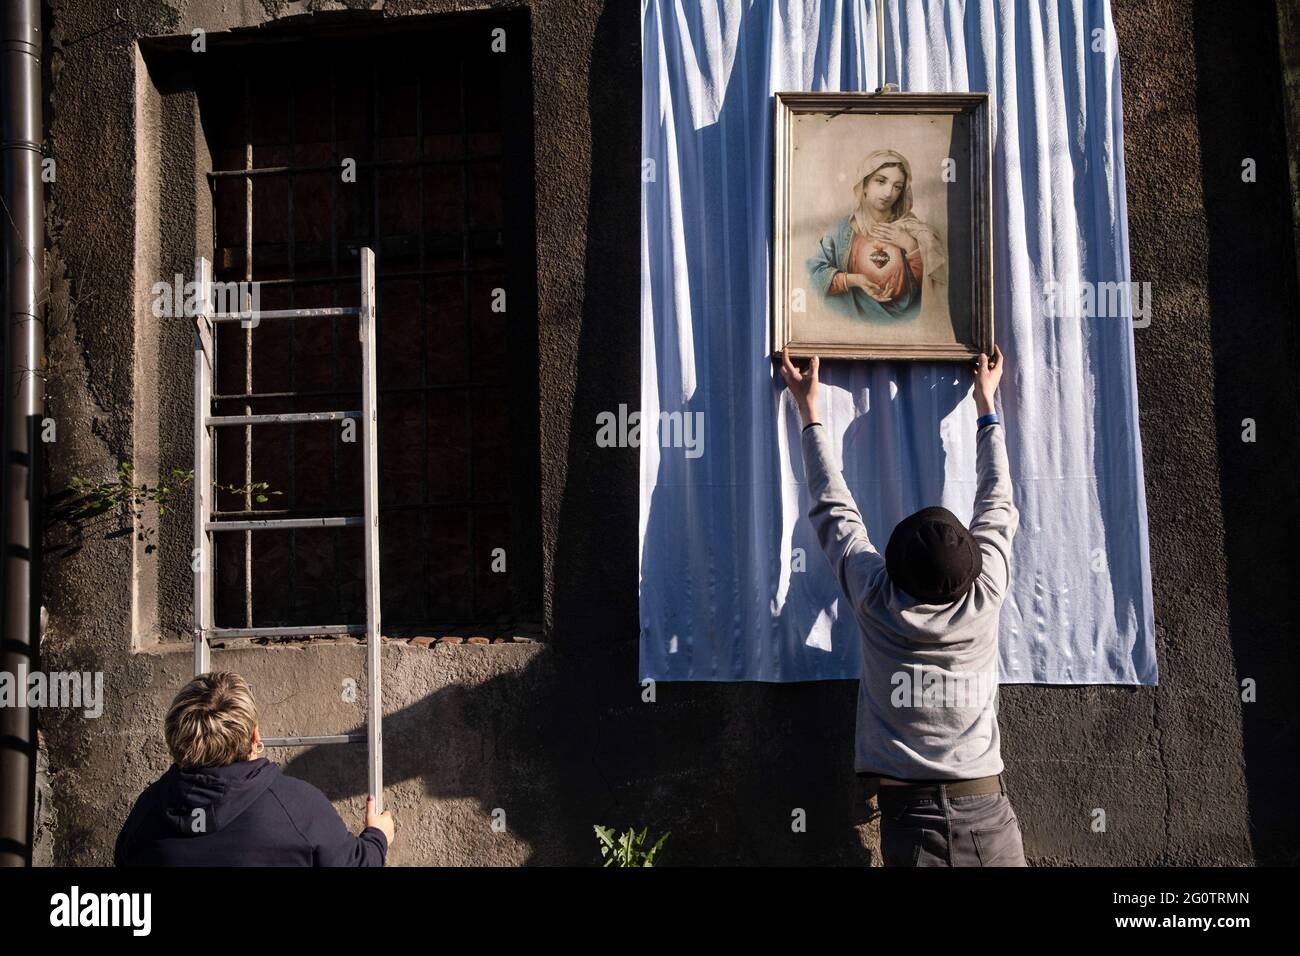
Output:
(190, 248), (383, 811)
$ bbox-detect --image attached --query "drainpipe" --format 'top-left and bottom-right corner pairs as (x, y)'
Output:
(0, 0), (45, 868)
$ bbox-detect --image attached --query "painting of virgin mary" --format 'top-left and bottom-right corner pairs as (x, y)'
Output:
(773, 92), (992, 360)
(807, 148), (948, 323)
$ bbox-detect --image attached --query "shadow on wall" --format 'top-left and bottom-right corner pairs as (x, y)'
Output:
(1192, 0), (1300, 864)
(281, 651), (613, 865)
(279, 640), (874, 866)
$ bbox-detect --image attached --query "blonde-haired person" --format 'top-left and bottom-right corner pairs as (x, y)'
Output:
(115, 671), (394, 866)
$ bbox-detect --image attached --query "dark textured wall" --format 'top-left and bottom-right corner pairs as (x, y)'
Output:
(1185, 0), (1300, 862)
(34, 0), (1297, 865)
(1107, 0), (1300, 864)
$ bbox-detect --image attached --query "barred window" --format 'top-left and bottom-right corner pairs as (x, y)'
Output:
(195, 18), (541, 638)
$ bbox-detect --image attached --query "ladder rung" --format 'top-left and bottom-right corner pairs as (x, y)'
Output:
(262, 733), (366, 748)
(209, 307), (359, 322)
(208, 411), (361, 427)
(206, 516), (363, 532)
(203, 624), (366, 639)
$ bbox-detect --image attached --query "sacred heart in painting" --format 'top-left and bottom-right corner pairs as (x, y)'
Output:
(862, 241), (896, 285)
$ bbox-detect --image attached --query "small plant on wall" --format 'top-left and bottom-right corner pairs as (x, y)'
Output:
(68, 462), (189, 519)
(63, 461), (281, 551)
(593, 824), (670, 867)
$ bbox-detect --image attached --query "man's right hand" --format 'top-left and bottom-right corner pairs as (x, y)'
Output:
(972, 344), (1004, 416)
(779, 348), (821, 428)
(366, 795), (395, 846)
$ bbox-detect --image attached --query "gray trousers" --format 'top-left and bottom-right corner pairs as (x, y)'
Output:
(878, 780), (1027, 867)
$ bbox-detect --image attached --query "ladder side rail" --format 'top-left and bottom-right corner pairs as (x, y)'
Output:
(193, 257), (215, 676)
(359, 247), (384, 813)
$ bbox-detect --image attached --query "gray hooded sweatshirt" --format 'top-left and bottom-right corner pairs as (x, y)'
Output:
(799, 418), (1018, 781)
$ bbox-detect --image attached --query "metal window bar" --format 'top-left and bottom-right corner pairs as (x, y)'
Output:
(205, 155), (501, 178)
(458, 56), (477, 618)
(329, 72), (342, 627)
(287, 81), (298, 626)
(243, 74), (254, 630)
(417, 65), (431, 624)
(192, 248), (384, 810)
(202, 266), (502, 288)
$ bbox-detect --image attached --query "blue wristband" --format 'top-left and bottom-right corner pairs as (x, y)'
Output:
(976, 412), (999, 428)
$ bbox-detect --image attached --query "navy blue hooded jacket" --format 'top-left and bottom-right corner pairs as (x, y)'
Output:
(114, 757), (387, 866)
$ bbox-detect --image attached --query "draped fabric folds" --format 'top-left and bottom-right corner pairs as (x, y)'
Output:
(639, 0), (1157, 685)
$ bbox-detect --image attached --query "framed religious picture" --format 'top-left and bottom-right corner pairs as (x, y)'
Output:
(771, 91), (993, 361)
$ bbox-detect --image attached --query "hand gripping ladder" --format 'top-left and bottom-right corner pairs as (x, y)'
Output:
(191, 248), (383, 811)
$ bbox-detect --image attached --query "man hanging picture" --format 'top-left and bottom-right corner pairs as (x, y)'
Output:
(772, 92), (993, 360)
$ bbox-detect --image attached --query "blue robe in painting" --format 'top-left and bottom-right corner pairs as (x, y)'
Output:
(807, 215), (922, 322)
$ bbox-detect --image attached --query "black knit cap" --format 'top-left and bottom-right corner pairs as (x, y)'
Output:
(884, 506), (982, 604)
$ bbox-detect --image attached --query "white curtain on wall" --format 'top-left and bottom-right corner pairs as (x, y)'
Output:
(639, 0), (1157, 685)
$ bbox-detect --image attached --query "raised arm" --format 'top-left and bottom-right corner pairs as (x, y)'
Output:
(779, 351), (885, 611)
(968, 345), (1019, 600)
